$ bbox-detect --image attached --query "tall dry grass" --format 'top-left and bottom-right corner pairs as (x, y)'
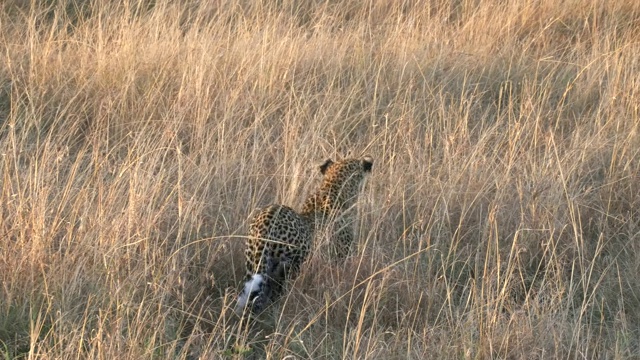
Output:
(1, 0), (639, 358)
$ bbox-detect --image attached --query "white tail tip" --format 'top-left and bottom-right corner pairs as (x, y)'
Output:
(235, 274), (264, 313)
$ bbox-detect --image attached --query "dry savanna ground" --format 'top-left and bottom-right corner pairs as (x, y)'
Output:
(1, 0), (640, 359)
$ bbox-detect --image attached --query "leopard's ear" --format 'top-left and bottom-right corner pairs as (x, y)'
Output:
(320, 159), (334, 174)
(362, 156), (373, 172)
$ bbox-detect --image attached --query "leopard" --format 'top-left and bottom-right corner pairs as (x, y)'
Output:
(235, 156), (373, 314)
